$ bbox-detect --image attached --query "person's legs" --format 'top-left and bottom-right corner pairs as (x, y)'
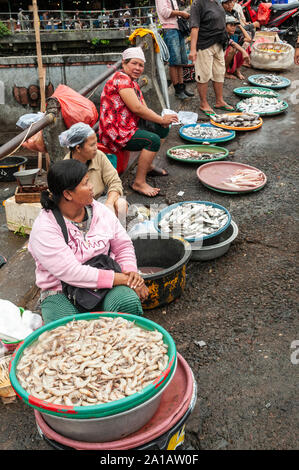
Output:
(41, 293), (80, 325)
(100, 285), (144, 316)
(212, 44), (234, 110)
(195, 47), (214, 113)
(124, 129), (164, 196)
(163, 29), (189, 99)
(225, 46), (238, 79)
(197, 82), (212, 111)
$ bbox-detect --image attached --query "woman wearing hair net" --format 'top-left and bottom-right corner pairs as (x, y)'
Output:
(98, 47), (178, 197)
(59, 122), (127, 224)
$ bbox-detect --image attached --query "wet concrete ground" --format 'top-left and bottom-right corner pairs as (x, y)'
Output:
(0, 64), (298, 451)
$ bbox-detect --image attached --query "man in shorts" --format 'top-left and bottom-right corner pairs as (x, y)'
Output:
(189, 0), (234, 115)
(156, 0), (194, 99)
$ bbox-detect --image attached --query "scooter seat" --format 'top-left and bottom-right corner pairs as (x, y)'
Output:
(271, 2), (299, 12)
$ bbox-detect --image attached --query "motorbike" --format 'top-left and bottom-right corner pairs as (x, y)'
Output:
(240, 0), (299, 46)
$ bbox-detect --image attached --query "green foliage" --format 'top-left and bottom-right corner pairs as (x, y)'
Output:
(0, 21), (11, 39)
(91, 38), (110, 47)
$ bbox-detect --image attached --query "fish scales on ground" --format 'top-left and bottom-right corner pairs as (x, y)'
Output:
(16, 317), (169, 406)
(169, 148), (225, 161)
(238, 97), (286, 114)
(158, 203), (229, 238)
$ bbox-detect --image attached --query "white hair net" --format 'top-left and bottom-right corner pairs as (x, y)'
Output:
(59, 122), (95, 148)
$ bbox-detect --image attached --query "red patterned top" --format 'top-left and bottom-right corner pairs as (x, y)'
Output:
(98, 71), (144, 152)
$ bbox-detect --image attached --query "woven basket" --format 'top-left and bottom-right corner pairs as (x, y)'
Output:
(0, 356), (16, 399)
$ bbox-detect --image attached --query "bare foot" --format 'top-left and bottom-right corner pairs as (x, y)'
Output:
(225, 73), (237, 80)
(130, 182), (160, 197)
(235, 70), (245, 80)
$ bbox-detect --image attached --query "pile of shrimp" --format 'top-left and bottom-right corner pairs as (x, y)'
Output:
(16, 317), (169, 407)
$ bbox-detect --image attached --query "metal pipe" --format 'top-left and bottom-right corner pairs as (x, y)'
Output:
(0, 113), (55, 161)
(79, 59), (122, 97)
(0, 39), (146, 160)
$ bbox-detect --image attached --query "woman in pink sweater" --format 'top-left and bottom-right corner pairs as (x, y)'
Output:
(28, 159), (148, 324)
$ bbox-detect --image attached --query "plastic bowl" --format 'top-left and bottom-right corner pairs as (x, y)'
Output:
(132, 236), (192, 309)
(9, 312), (177, 419)
(13, 168), (39, 186)
(40, 360), (177, 443)
(191, 220), (238, 261)
(167, 144), (229, 164)
(0, 157), (28, 182)
(179, 123), (236, 144)
(154, 201), (231, 242)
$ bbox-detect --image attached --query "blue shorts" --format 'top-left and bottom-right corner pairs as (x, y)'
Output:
(163, 29), (188, 66)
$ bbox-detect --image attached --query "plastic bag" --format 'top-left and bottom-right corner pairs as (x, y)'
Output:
(22, 130), (47, 153)
(51, 84), (98, 128)
(251, 42), (295, 71)
(257, 3), (272, 25)
(0, 300), (42, 340)
(16, 112), (45, 130)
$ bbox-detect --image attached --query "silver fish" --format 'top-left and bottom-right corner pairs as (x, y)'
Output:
(158, 203), (229, 239)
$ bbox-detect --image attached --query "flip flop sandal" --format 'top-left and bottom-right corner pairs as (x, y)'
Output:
(147, 167), (168, 177)
(214, 105), (235, 111)
(200, 109), (216, 117)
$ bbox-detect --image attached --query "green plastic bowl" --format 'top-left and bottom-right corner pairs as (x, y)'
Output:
(236, 99), (288, 116)
(167, 145), (229, 164)
(9, 312), (177, 419)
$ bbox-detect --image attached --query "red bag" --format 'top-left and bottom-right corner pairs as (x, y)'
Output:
(51, 85), (98, 128)
(22, 130), (47, 153)
(97, 143), (130, 175)
(257, 3), (272, 25)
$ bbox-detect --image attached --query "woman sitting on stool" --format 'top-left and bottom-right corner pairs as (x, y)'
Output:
(28, 159), (148, 325)
(99, 46), (178, 197)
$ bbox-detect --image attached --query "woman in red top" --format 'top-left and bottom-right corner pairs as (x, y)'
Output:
(99, 47), (178, 197)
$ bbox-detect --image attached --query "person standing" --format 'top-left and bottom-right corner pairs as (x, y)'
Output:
(155, 0), (194, 99)
(189, 0), (234, 115)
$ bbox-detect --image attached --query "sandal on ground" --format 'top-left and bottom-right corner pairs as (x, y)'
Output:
(199, 108), (215, 117)
(214, 105), (235, 111)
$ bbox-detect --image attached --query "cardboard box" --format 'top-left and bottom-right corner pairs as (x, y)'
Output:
(4, 196), (41, 235)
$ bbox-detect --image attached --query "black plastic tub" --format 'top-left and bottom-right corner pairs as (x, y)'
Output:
(0, 156), (28, 182)
(132, 236), (192, 310)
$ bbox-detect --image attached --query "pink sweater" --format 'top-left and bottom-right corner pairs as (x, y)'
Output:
(28, 200), (137, 292)
(155, 0), (179, 29)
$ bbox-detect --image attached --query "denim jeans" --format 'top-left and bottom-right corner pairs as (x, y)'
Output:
(162, 28), (188, 66)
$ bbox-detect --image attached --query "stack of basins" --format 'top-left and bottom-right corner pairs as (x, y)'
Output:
(9, 312), (177, 443)
(154, 200), (238, 261)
